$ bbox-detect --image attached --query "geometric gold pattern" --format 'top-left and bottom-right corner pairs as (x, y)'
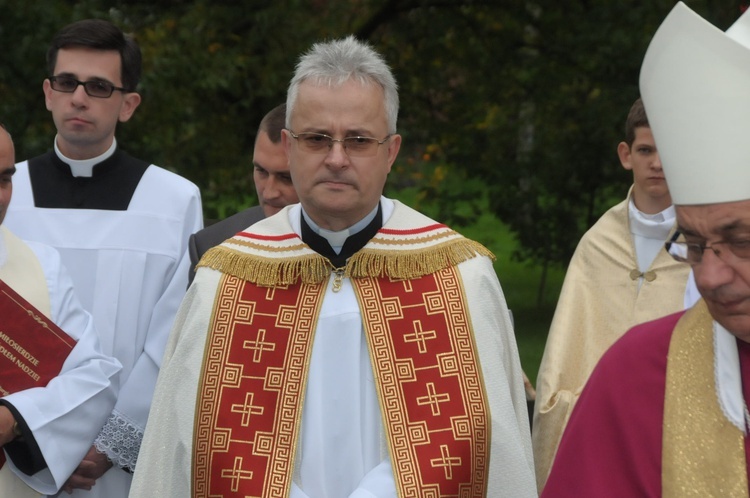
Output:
(353, 266), (489, 497)
(193, 274), (324, 498)
(193, 264), (489, 497)
(189, 203), (497, 496)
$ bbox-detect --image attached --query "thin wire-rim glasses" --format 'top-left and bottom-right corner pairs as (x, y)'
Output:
(288, 131), (391, 157)
(665, 230), (750, 265)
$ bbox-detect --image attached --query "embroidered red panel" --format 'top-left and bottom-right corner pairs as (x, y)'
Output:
(354, 266), (490, 497)
(193, 274), (323, 498)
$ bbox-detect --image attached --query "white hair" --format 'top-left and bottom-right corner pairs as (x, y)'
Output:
(286, 35), (399, 133)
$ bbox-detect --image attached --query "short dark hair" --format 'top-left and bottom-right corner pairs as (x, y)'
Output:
(47, 19), (142, 92)
(256, 104), (287, 145)
(624, 98), (649, 147)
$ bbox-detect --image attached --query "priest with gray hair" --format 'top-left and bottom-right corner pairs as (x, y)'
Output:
(131, 35), (536, 497)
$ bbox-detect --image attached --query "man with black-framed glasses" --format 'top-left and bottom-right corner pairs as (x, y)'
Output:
(4, 19), (202, 498)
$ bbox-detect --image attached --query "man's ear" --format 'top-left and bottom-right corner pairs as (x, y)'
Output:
(281, 129), (293, 164)
(118, 92), (142, 123)
(385, 134), (402, 173)
(617, 141), (633, 171)
(43, 79), (53, 111)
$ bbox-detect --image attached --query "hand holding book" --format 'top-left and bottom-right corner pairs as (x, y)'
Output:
(0, 279), (76, 398)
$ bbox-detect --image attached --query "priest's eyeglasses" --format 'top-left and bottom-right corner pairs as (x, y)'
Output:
(49, 75), (128, 98)
(665, 231), (750, 265)
(288, 131), (391, 158)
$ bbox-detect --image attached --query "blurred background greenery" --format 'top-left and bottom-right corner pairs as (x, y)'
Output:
(398, 185), (564, 384)
(1, 0), (742, 381)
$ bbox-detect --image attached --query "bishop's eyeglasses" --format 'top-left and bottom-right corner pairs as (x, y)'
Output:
(49, 75), (128, 99)
(665, 231), (750, 265)
(288, 131), (391, 158)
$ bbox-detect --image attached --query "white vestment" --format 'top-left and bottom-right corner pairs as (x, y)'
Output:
(130, 199), (537, 498)
(5, 155), (202, 498)
(0, 226), (120, 495)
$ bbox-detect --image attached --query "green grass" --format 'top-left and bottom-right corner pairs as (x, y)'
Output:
(453, 213), (565, 387)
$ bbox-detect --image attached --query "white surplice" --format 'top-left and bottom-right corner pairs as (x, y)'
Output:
(5, 156), (202, 498)
(0, 226), (121, 496)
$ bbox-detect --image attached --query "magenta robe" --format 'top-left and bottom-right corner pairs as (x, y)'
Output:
(541, 311), (750, 497)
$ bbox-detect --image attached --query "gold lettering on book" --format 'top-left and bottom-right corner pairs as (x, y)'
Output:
(0, 340), (41, 389)
(15, 359), (40, 382)
(0, 344), (17, 364)
(0, 331), (40, 366)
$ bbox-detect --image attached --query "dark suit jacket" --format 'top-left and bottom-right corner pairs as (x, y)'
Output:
(188, 205), (265, 284)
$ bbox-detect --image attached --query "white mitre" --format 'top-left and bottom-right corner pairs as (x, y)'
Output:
(639, 2), (750, 205)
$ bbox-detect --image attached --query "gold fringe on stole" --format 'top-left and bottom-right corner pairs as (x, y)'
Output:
(347, 239), (495, 279)
(197, 238), (495, 286)
(662, 300), (748, 498)
(197, 246), (330, 286)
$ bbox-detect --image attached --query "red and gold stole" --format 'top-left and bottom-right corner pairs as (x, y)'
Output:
(354, 267), (490, 497)
(193, 208), (493, 497)
(193, 274), (324, 497)
(193, 269), (490, 497)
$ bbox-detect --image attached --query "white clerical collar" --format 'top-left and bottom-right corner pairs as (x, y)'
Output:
(55, 136), (117, 178)
(628, 198), (675, 240)
(715, 322), (747, 434)
(301, 204), (380, 254)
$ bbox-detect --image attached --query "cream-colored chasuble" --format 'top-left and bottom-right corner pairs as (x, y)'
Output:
(0, 227), (49, 317)
(533, 196), (690, 489)
(130, 200), (537, 498)
(193, 213), (493, 497)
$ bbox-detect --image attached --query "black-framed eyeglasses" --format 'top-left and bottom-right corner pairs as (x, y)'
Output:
(288, 131), (391, 158)
(665, 230), (750, 265)
(49, 75), (128, 98)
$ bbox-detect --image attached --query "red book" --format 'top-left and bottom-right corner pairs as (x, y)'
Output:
(0, 279), (76, 396)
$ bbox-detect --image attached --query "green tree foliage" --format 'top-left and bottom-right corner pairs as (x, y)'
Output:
(1, 0), (745, 263)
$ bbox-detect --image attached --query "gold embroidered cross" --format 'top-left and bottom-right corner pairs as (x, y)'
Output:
(430, 444), (462, 480)
(404, 320), (437, 353)
(243, 328), (276, 362)
(230, 391), (264, 426)
(221, 456), (254, 492)
(416, 382), (450, 416)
